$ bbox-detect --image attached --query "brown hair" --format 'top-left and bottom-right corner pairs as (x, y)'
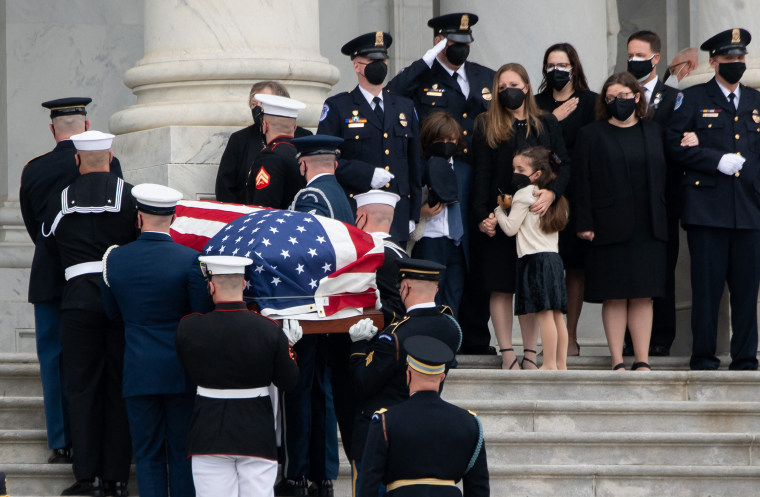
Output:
(628, 30), (662, 54)
(595, 72), (650, 121)
(419, 111), (465, 159)
(515, 146), (569, 234)
(476, 63), (545, 149)
(538, 43), (590, 93)
(249, 81), (290, 107)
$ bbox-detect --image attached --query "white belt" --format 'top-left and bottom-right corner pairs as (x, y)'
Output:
(196, 386), (270, 399)
(65, 261), (103, 281)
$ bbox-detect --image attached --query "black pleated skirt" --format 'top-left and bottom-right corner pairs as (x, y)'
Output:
(514, 252), (567, 315)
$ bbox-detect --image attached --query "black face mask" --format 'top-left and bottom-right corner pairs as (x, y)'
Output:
(719, 61), (746, 85)
(546, 69), (571, 91)
(251, 105), (264, 133)
(510, 173), (532, 193)
(498, 88), (526, 110)
(364, 60), (388, 85)
(429, 141), (457, 159)
(627, 57), (654, 80)
(607, 97), (637, 121)
(445, 43), (470, 66)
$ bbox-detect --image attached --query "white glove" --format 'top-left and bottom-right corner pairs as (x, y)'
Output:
(282, 319), (303, 346)
(348, 318), (379, 342)
(717, 153), (745, 175)
(408, 220), (416, 234)
(423, 38), (449, 67)
(374, 289), (383, 311)
(371, 168), (395, 189)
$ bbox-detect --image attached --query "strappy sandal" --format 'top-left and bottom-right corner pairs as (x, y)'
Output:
(521, 348), (539, 369)
(632, 361), (651, 371)
(612, 362), (625, 371)
(499, 348), (521, 370)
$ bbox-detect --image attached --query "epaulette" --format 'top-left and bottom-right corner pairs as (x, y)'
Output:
(20, 151), (51, 185)
(439, 304), (454, 317)
(467, 409), (478, 417)
(101, 244), (120, 287)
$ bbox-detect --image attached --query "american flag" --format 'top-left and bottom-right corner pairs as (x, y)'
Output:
(170, 200), (384, 320)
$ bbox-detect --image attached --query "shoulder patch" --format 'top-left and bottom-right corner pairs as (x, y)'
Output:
(377, 333), (394, 342)
(365, 350), (375, 366)
(255, 167), (271, 189)
(674, 92), (684, 111)
(320, 104), (329, 122)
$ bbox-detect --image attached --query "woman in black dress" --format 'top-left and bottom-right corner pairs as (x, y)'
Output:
(471, 63), (570, 369)
(535, 43), (598, 357)
(574, 72), (668, 371)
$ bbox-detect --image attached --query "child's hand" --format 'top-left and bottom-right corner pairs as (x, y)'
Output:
(497, 193), (513, 210)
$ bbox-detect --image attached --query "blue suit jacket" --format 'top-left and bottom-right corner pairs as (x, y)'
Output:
(290, 174), (355, 224)
(101, 231), (212, 397)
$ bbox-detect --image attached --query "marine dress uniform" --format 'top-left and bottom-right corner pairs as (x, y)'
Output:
(358, 336), (489, 497)
(19, 97), (123, 461)
(175, 256), (299, 497)
(348, 259), (462, 493)
(42, 131), (136, 495)
(317, 32), (421, 243)
(101, 184), (213, 497)
(667, 28), (760, 370)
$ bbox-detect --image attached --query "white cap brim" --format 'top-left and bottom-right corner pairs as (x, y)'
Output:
(255, 93), (306, 118)
(71, 130), (115, 151)
(354, 189), (401, 208)
(199, 255), (253, 275)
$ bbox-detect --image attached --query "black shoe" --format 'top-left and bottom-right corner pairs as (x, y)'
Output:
(104, 481), (129, 497)
(308, 480), (334, 497)
(622, 343), (634, 356)
(61, 477), (104, 496)
(48, 447), (73, 464)
(274, 476), (309, 497)
(649, 345), (670, 356)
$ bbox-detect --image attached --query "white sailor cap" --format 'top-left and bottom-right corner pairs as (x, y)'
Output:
(70, 130), (114, 151)
(354, 189), (401, 208)
(131, 183), (183, 215)
(198, 255), (253, 277)
(255, 93), (306, 118)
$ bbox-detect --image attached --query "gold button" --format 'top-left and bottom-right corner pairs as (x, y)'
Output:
(695, 180), (700, 185)
(463, 113), (468, 118)
(708, 123), (713, 128)
(463, 130), (468, 136)
(432, 102), (436, 106)
(355, 135), (360, 139)
(385, 149), (390, 155)
(405, 133), (407, 138)
(383, 132), (388, 138)
(463, 147), (468, 154)
(385, 166), (390, 171)
(385, 183), (390, 188)
(349, 193), (354, 198)
(735, 171), (741, 177)
(735, 116), (739, 122)
(407, 194), (411, 198)
(735, 134), (740, 140)
(738, 152), (742, 156)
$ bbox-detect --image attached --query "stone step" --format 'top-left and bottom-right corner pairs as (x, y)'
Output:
(0, 397), (45, 429)
(462, 399), (760, 436)
(0, 362), (43, 397)
(443, 369), (760, 402)
(487, 464), (760, 496)
(455, 353), (733, 370)
(0, 429), (48, 463)
(485, 432), (759, 467)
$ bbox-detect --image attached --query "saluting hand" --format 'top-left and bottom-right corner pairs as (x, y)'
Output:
(552, 97), (579, 122)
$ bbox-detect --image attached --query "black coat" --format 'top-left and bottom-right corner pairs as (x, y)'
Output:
(358, 390), (489, 497)
(573, 119), (668, 245)
(317, 86), (421, 242)
(388, 58), (495, 163)
(375, 237), (408, 327)
(244, 136), (305, 209)
(649, 80), (681, 219)
(20, 140), (122, 303)
(175, 301), (299, 459)
(666, 78), (760, 229)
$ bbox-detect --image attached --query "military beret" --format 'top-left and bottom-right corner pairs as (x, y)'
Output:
(41, 97), (91, 119)
(428, 12), (478, 43)
(701, 28), (751, 56)
(425, 157), (459, 206)
(341, 31), (392, 60)
(405, 335), (454, 375)
(398, 258), (445, 282)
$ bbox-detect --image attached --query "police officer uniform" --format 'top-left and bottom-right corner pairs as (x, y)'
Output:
(175, 256), (300, 497)
(349, 259), (462, 493)
(317, 31), (421, 243)
(101, 184), (213, 497)
(388, 13), (495, 354)
(245, 94), (307, 209)
(667, 28), (760, 370)
(358, 336), (489, 497)
(42, 131), (136, 495)
(289, 135), (354, 224)
(19, 98), (123, 462)
(354, 190), (408, 326)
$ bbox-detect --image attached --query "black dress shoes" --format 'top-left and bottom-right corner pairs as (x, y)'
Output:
(308, 480), (334, 497)
(61, 476), (104, 496)
(104, 481), (129, 497)
(48, 447), (73, 464)
(274, 476), (309, 497)
(649, 345), (671, 356)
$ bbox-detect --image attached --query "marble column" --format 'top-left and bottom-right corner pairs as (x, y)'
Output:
(109, 0), (340, 197)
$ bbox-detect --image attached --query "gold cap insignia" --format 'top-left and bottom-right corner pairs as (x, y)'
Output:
(375, 31), (384, 47)
(399, 112), (406, 120)
(352, 110), (359, 116)
(732, 28), (741, 44)
(460, 14), (469, 30)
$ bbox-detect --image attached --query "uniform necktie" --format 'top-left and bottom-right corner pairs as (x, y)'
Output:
(729, 92), (736, 109)
(373, 96), (384, 123)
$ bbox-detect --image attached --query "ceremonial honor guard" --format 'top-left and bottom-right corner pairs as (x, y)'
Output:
(20, 97), (123, 464)
(42, 130), (136, 496)
(353, 190), (407, 326)
(317, 31), (421, 243)
(289, 135), (354, 223)
(245, 94), (307, 209)
(667, 28), (760, 370)
(358, 335), (489, 497)
(175, 255), (300, 497)
(101, 184), (213, 497)
(349, 259), (462, 493)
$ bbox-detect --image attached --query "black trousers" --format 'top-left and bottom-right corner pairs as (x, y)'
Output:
(458, 232), (493, 352)
(652, 216), (680, 348)
(61, 309), (132, 481)
(686, 226), (760, 370)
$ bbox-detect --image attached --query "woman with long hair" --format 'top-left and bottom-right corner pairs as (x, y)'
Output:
(471, 63), (570, 369)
